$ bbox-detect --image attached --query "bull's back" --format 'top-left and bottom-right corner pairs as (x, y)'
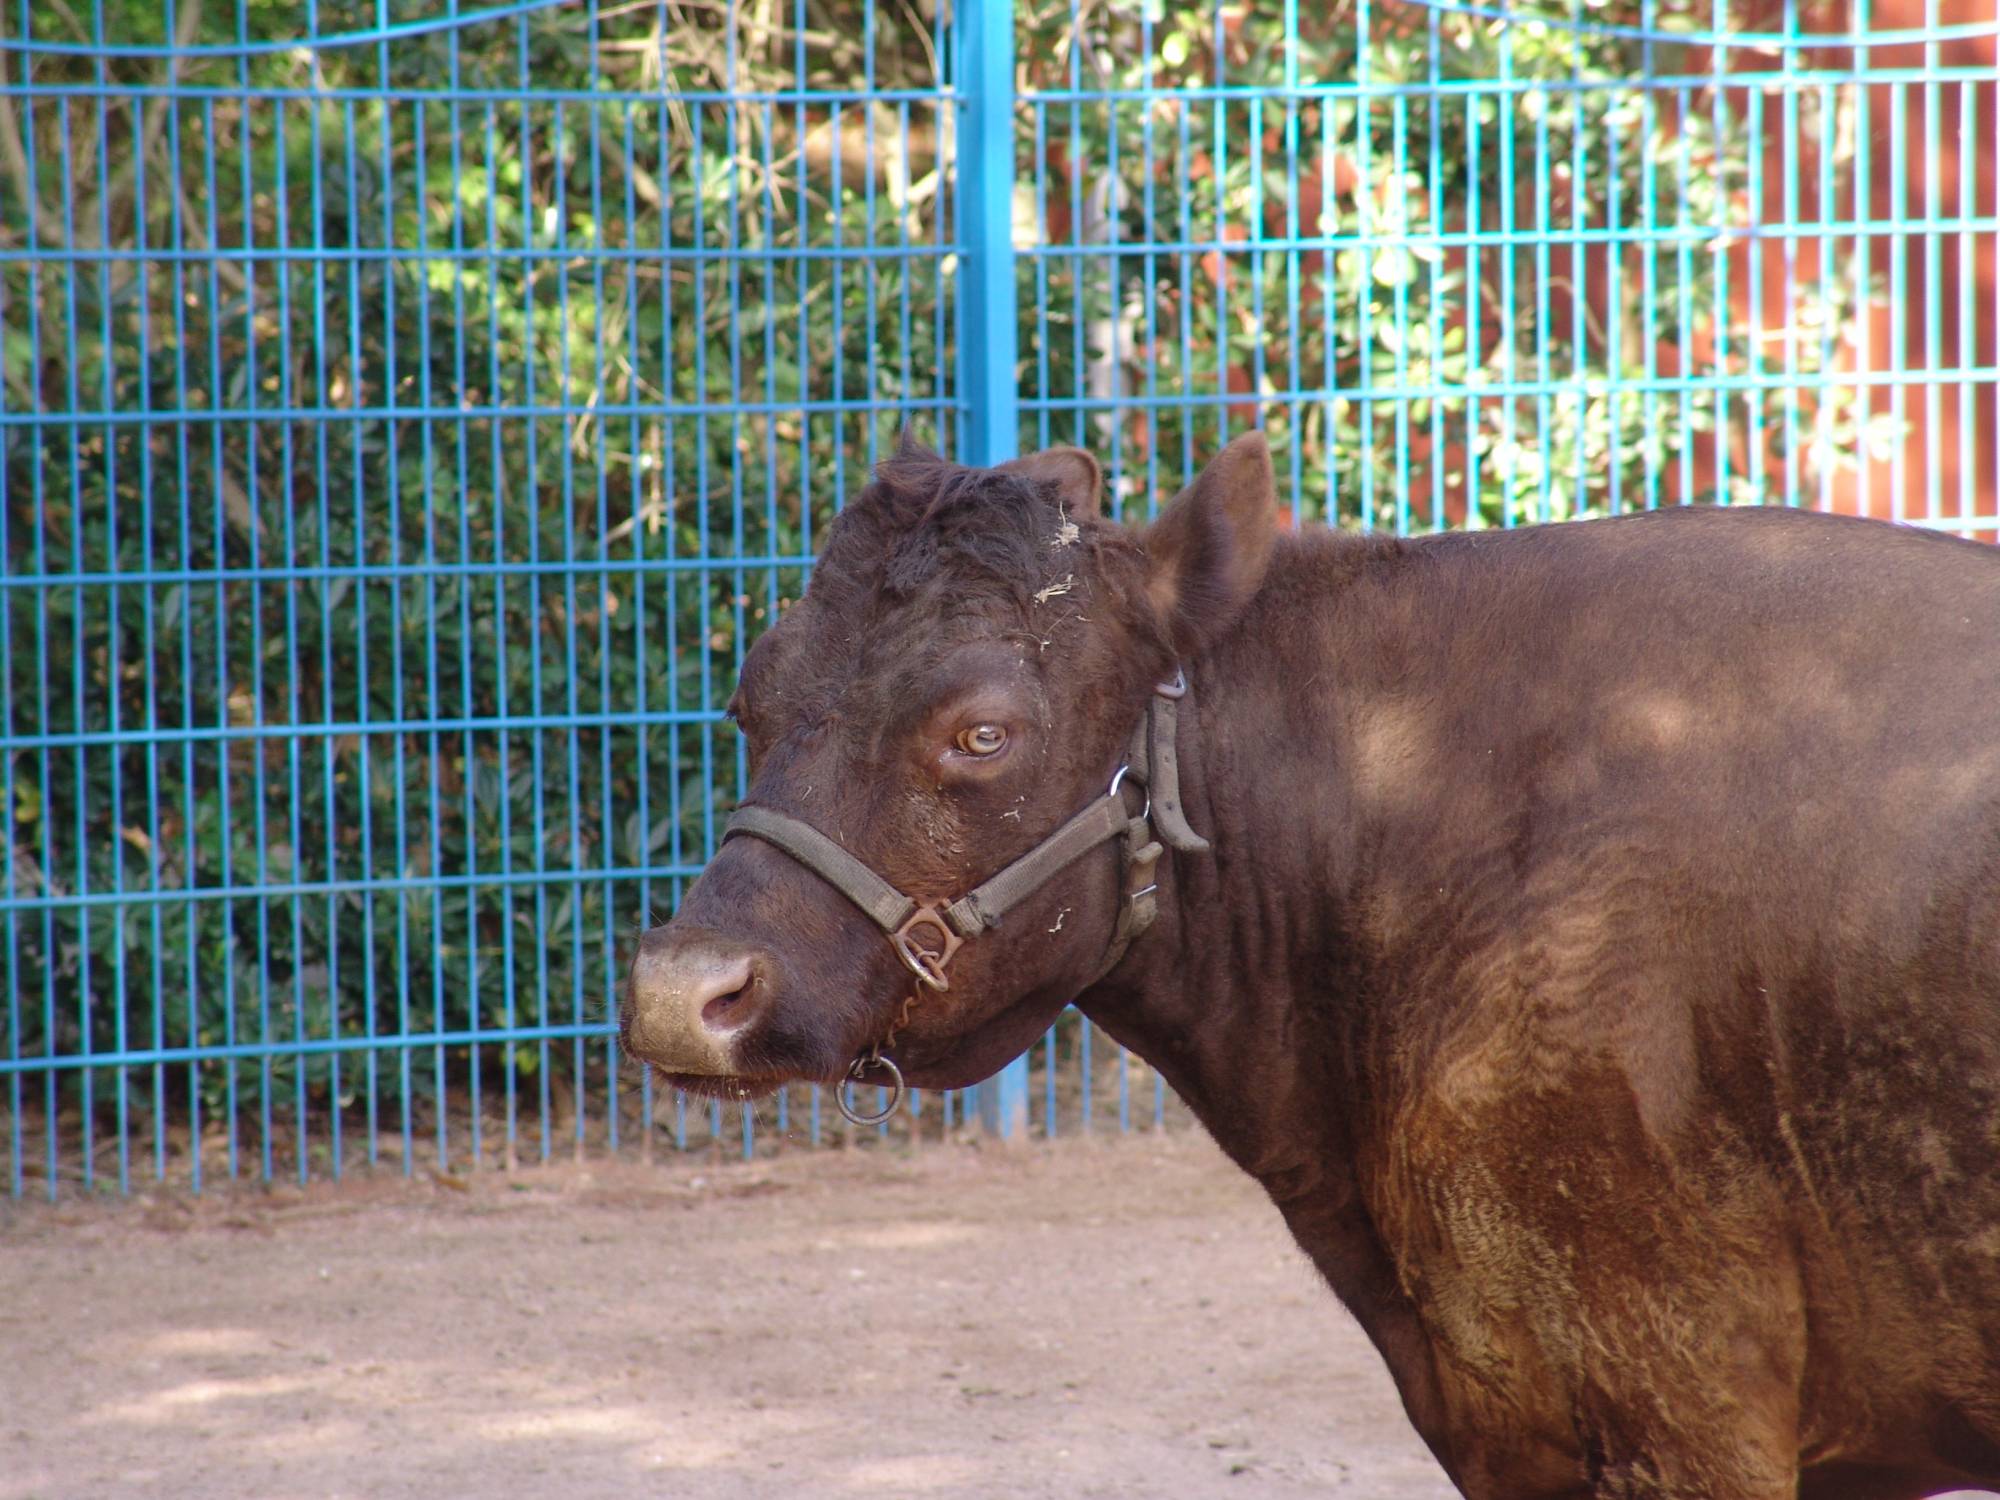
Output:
(1389, 506), (2000, 980)
(1411, 506), (2000, 839)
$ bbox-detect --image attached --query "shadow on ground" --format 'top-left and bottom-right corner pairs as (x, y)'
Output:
(3, 1134), (1453, 1499)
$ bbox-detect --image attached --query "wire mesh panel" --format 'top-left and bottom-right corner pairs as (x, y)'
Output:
(1015, 0), (1997, 533)
(0, 0), (965, 1194)
(7, 0), (1995, 1196)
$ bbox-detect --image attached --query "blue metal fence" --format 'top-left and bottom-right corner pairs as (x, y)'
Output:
(3, 0), (1995, 1194)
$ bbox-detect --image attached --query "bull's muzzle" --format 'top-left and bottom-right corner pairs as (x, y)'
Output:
(622, 927), (767, 1075)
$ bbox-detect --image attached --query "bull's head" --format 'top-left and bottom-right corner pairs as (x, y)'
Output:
(620, 433), (1277, 1101)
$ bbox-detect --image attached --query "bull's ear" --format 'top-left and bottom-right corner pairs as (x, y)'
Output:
(999, 446), (1102, 519)
(895, 426), (941, 463)
(1143, 431), (1279, 658)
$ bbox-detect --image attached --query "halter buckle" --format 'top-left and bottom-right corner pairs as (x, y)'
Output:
(891, 904), (962, 991)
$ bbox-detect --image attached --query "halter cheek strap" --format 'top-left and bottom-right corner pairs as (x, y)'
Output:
(719, 676), (1208, 1122)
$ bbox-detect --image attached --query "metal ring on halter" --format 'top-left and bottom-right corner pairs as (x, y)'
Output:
(1156, 667), (1188, 700)
(1107, 764), (1150, 823)
(835, 1052), (904, 1126)
(890, 906), (959, 991)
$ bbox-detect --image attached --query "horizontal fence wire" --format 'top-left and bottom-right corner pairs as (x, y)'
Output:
(6, 0), (1997, 1195)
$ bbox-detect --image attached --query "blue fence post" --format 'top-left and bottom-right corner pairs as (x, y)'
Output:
(956, 0), (1029, 1141)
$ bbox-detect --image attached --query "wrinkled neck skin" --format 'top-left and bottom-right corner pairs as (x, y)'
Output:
(1081, 532), (1369, 1200)
(1074, 528), (1453, 1448)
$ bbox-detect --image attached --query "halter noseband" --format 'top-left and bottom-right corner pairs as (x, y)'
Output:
(720, 674), (1210, 1125)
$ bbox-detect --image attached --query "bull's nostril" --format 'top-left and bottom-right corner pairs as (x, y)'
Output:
(693, 955), (759, 1034)
(700, 981), (753, 1029)
(625, 941), (765, 1067)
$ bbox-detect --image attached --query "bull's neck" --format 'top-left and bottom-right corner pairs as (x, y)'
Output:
(1079, 532), (1380, 1204)
(1075, 529), (1472, 1460)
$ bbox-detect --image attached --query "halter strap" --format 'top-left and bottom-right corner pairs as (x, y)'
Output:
(1129, 672), (1209, 856)
(722, 806), (918, 935)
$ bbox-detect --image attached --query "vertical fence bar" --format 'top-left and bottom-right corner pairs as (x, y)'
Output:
(955, 0), (1028, 1139)
(0, 75), (15, 1198)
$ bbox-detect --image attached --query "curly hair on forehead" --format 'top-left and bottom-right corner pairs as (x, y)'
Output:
(825, 438), (1075, 606)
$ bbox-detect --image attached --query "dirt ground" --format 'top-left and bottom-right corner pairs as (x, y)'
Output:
(1, 1130), (1459, 1500)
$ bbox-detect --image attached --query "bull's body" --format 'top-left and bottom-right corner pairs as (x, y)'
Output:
(1108, 505), (2000, 1498)
(625, 437), (2000, 1498)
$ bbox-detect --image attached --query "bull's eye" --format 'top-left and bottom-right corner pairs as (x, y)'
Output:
(954, 724), (1008, 757)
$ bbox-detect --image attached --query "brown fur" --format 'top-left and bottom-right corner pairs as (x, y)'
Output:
(624, 435), (2000, 1500)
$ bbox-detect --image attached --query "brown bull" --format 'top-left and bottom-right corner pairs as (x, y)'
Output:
(622, 432), (2000, 1500)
